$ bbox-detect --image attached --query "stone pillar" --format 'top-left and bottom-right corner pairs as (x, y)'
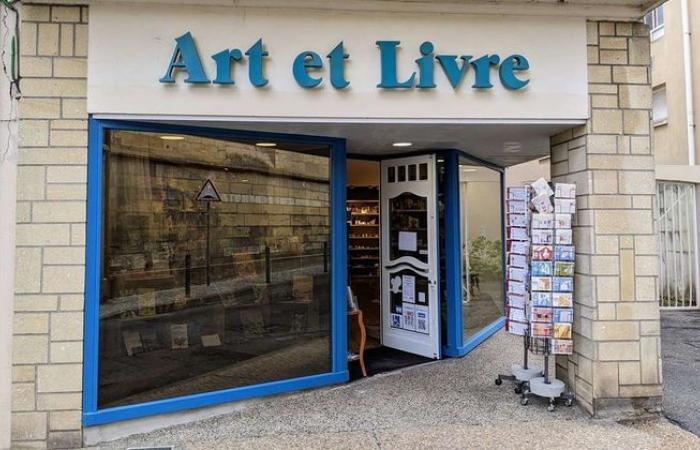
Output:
(12, 4), (88, 448)
(552, 21), (663, 417)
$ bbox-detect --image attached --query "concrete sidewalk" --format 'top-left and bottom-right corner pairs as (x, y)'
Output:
(98, 331), (700, 449)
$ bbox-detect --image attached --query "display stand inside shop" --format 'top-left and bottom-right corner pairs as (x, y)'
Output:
(497, 178), (577, 411)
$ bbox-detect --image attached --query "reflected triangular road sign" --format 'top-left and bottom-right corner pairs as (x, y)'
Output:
(196, 178), (221, 202)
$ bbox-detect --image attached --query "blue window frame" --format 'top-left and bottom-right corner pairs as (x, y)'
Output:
(441, 149), (506, 358)
(83, 118), (348, 426)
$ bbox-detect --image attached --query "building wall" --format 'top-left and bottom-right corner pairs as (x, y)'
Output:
(651, 0), (700, 167)
(553, 20), (663, 416)
(12, 4), (88, 448)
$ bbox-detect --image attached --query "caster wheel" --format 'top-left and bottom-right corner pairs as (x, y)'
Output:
(514, 387), (522, 394)
(520, 397), (529, 406)
(548, 402), (556, 412)
(565, 398), (573, 407)
(495, 378), (502, 386)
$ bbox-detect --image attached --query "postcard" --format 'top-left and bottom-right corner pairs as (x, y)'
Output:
(508, 200), (528, 214)
(531, 276), (552, 291)
(532, 229), (554, 245)
(532, 292), (552, 307)
(508, 321), (529, 336)
(509, 241), (530, 255)
(555, 213), (572, 229)
(508, 297), (527, 311)
(554, 308), (574, 323)
(531, 322), (553, 337)
(508, 186), (529, 201)
(554, 261), (575, 277)
(532, 213), (554, 229)
(509, 307), (527, 323)
(551, 339), (574, 355)
(531, 245), (554, 261)
(508, 213), (528, 227)
(531, 261), (553, 277)
(138, 291), (156, 316)
(555, 229), (573, 245)
(555, 183), (576, 199)
(553, 277), (574, 292)
(171, 324), (189, 349)
(531, 307), (553, 323)
(141, 330), (159, 352)
(508, 280), (526, 295)
(508, 267), (528, 283)
(509, 227), (529, 241)
(509, 253), (528, 269)
(553, 292), (574, 307)
(555, 198), (576, 214)
(531, 177), (554, 197)
(532, 194), (554, 213)
(554, 245), (575, 261)
(391, 313), (402, 328)
(554, 323), (573, 339)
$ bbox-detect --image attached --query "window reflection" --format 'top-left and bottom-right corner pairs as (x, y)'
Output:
(99, 130), (331, 408)
(460, 164), (504, 340)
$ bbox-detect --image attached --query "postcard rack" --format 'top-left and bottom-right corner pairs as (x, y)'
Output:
(499, 178), (577, 412)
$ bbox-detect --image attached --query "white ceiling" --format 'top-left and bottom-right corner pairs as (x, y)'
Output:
(158, 119), (579, 167)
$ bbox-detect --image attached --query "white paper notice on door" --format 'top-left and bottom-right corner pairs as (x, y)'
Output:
(402, 275), (416, 303)
(398, 231), (417, 252)
(415, 305), (429, 334)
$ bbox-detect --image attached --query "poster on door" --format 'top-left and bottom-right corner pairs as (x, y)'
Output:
(390, 270), (429, 333)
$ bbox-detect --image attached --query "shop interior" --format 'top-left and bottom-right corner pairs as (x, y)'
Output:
(93, 118), (574, 412)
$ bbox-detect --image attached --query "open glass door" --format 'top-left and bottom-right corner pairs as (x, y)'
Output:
(380, 155), (441, 359)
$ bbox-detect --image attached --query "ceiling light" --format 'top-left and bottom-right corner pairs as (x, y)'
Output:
(461, 168), (477, 173)
(392, 142), (412, 147)
(256, 142), (277, 147)
(160, 135), (184, 141)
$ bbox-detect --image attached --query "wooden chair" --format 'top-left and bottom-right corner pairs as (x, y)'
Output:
(347, 287), (368, 377)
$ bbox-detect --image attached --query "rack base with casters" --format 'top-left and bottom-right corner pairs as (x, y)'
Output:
(520, 377), (575, 411)
(496, 363), (543, 394)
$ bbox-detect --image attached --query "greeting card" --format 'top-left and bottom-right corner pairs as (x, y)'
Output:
(553, 277), (574, 292)
(553, 292), (574, 307)
(532, 245), (554, 261)
(532, 229), (554, 245)
(555, 229), (573, 245)
(532, 213), (554, 229)
(531, 261), (553, 277)
(532, 292), (553, 307)
(554, 261), (575, 277)
(554, 245), (575, 261)
(531, 276), (552, 291)
(555, 183), (576, 199)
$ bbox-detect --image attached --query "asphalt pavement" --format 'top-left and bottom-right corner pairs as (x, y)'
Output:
(661, 309), (700, 437)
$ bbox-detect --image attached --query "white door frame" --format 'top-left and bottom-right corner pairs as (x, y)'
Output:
(380, 154), (441, 359)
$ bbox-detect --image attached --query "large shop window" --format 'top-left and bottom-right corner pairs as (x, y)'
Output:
(458, 163), (504, 340)
(98, 129), (332, 408)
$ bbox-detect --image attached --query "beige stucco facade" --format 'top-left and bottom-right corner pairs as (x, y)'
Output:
(651, 0), (700, 177)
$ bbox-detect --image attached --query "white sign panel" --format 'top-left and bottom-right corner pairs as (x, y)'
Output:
(88, 3), (588, 120)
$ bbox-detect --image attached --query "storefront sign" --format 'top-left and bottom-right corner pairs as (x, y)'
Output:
(159, 32), (529, 91)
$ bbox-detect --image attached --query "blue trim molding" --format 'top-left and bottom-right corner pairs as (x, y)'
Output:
(82, 118), (348, 426)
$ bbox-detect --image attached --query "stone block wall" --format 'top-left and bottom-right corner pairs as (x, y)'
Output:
(552, 21), (663, 417)
(12, 4), (88, 448)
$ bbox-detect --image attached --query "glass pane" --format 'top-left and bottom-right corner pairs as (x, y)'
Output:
(460, 164), (504, 340)
(388, 269), (430, 333)
(419, 163), (428, 180)
(389, 193), (428, 263)
(408, 164), (417, 181)
(99, 130), (331, 408)
(388, 166), (395, 183)
(398, 165), (406, 182)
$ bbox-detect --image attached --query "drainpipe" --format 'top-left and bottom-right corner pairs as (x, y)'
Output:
(0, 2), (19, 448)
(681, 0), (696, 165)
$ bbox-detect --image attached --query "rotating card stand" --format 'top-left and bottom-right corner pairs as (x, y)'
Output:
(519, 338), (575, 411)
(495, 332), (542, 394)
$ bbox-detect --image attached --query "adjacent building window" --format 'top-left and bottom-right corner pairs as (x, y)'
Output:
(644, 6), (665, 41)
(459, 163), (504, 340)
(98, 129), (332, 408)
(657, 182), (698, 309)
(652, 85), (668, 125)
